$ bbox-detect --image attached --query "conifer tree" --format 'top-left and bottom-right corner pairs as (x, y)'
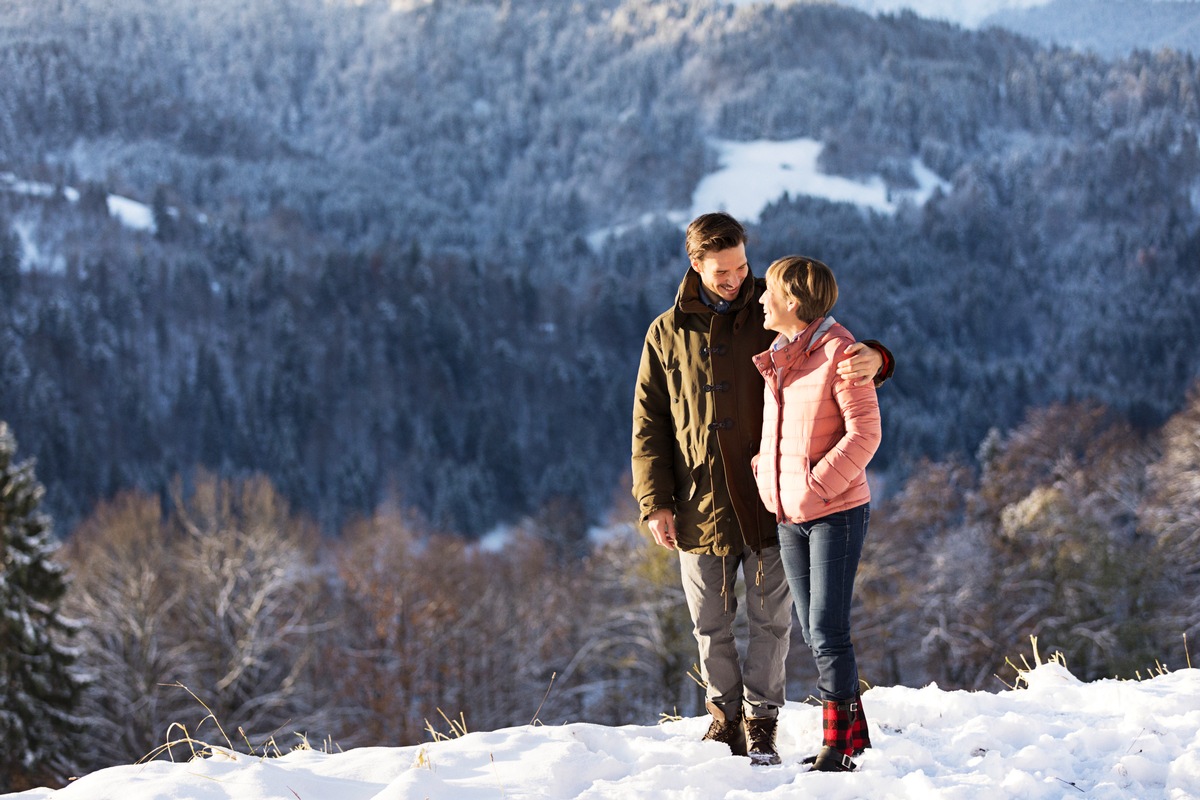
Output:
(0, 421), (83, 791)
(0, 224), (20, 302)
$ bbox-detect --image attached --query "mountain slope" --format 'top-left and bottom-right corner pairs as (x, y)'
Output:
(2, 0), (1199, 534)
(984, 0), (1200, 56)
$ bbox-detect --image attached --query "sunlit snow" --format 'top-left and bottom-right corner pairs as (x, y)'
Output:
(724, 0), (1055, 30)
(105, 195), (156, 233)
(3, 662), (1198, 799)
(587, 136), (948, 250)
(1, 171), (158, 271)
(693, 138), (946, 223)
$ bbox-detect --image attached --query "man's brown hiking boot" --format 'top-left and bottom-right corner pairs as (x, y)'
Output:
(745, 716), (781, 766)
(702, 701), (747, 757)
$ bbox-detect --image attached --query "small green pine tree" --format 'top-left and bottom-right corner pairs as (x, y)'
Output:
(0, 421), (84, 791)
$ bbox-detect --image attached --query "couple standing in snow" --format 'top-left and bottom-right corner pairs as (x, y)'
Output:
(631, 212), (892, 770)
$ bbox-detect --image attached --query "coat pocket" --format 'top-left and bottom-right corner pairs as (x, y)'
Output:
(806, 463), (831, 503)
(796, 459), (830, 520)
(674, 460), (706, 503)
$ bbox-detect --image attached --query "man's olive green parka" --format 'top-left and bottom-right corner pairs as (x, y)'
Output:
(631, 268), (778, 556)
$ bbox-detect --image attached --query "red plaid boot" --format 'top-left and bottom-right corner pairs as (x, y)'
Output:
(810, 699), (857, 772)
(850, 691), (872, 756)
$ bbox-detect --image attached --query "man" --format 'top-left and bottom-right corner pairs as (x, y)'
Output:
(631, 212), (892, 766)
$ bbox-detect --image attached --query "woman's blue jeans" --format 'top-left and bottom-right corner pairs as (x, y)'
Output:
(778, 504), (868, 702)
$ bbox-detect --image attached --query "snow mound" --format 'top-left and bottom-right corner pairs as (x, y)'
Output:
(4, 666), (1199, 799)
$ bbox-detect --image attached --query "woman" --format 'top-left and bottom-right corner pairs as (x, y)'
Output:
(752, 255), (882, 772)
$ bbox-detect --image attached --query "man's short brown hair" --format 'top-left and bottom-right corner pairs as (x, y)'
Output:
(685, 212), (746, 262)
(765, 256), (838, 322)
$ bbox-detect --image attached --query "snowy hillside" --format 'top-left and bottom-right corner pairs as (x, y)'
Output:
(834, 0), (1054, 28)
(727, 0), (1200, 52)
(983, 0), (1200, 56)
(691, 138), (946, 221)
(726, 0), (1056, 28)
(4, 662), (1198, 799)
(1, 173), (158, 235)
(6, 0), (1200, 540)
(586, 137), (949, 248)
(1, 172), (166, 272)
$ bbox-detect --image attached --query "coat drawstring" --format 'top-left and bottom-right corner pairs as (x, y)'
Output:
(721, 554), (729, 614)
(721, 551), (766, 611)
(756, 554), (765, 610)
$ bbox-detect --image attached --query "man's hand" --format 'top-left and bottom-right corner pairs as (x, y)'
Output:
(647, 507), (678, 550)
(838, 342), (884, 387)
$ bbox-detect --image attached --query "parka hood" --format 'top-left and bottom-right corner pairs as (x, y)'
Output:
(672, 268), (762, 327)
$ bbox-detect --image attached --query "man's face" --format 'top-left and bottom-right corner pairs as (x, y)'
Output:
(691, 244), (748, 303)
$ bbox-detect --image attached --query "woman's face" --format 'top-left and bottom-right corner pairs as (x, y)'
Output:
(760, 278), (800, 335)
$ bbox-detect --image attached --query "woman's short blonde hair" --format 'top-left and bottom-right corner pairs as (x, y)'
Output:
(765, 256), (838, 323)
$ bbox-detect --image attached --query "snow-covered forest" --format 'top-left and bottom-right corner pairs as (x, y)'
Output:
(2, 0), (1200, 790)
(3, 0), (1199, 532)
(985, 0), (1200, 57)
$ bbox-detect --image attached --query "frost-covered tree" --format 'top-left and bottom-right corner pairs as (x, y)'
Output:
(575, 521), (697, 722)
(62, 490), (185, 770)
(879, 403), (1159, 687)
(63, 472), (334, 771)
(0, 421), (83, 792)
(328, 506), (588, 746)
(1142, 383), (1200, 662)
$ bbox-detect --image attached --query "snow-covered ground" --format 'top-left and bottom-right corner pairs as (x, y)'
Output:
(5, 661), (1198, 799)
(693, 137), (946, 222)
(1, 172), (160, 272)
(104, 194), (156, 232)
(727, 0), (1055, 30)
(587, 136), (949, 250)
(0, 172), (156, 235)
